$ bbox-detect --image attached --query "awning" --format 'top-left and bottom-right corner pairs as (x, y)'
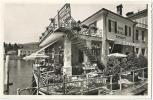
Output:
(34, 32), (65, 54)
(39, 32), (65, 47)
(107, 39), (140, 47)
(35, 40), (58, 54)
(115, 40), (139, 47)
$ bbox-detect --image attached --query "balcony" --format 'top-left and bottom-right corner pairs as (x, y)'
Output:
(39, 17), (102, 44)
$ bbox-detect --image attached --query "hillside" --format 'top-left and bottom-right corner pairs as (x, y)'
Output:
(19, 42), (40, 50)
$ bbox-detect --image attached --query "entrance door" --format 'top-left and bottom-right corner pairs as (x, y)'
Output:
(112, 44), (123, 53)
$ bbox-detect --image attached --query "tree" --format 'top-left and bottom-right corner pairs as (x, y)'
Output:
(104, 57), (121, 76)
(13, 43), (18, 50)
(8, 43), (12, 51)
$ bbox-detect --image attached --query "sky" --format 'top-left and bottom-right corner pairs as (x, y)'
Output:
(4, 2), (147, 44)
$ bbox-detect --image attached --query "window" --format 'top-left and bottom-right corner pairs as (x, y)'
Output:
(141, 49), (145, 55)
(129, 27), (131, 36)
(125, 25), (127, 36)
(136, 30), (139, 40)
(142, 31), (145, 41)
(108, 19), (117, 33)
(136, 48), (139, 54)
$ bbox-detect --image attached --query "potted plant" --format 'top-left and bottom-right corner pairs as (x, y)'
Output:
(81, 24), (89, 29)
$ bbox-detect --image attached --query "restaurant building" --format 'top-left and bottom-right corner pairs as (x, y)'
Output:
(37, 4), (147, 76)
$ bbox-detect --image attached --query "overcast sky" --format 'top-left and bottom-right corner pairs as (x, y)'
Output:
(4, 3), (147, 44)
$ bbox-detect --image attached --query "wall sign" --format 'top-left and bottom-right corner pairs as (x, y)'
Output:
(117, 26), (124, 34)
(116, 35), (126, 40)
(58, 3), (71, 27)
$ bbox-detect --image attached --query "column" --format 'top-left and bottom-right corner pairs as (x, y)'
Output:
(101, 12), (108, 67)
(63, 36), (72, 76)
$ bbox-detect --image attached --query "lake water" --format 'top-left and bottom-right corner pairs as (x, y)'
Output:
(8, 59), (33, 95)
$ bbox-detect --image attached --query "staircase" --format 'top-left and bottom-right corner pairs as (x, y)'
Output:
(62, 19), (105, 70)
(70, 32), (97, 62)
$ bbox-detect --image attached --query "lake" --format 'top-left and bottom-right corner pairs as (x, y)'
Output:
(8, 59), (33, 95)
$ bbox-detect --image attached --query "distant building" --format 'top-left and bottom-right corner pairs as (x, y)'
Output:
(18, 49), (37, 56)
(18, 42), (39, 57)
(127, 8), (148, 58)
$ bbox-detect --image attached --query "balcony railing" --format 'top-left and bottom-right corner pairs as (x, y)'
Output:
(39, 16), (102, 43)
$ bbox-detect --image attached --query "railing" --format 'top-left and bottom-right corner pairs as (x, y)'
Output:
(17, 67), (147, 95)
(39, 16), (102, 43)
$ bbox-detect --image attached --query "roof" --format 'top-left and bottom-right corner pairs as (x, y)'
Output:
(81, 8), (135, 24)
(127, 9), (147, 18)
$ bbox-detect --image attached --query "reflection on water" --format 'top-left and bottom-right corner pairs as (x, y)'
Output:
(8, 59), (33, 95)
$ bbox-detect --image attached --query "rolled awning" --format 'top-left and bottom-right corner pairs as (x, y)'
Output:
(107, 39), (140, 47)
(39, 32), (65, 47)
(35, 32), (65, 54)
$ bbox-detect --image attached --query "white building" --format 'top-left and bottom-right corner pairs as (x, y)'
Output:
(18, 42), (39, 57)
(18, 49), (37, 56)
(127, 9), (148, 58)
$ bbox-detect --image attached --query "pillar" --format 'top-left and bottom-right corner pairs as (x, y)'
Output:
(101, 12), (108, 67)
(63, 36), (72, 76)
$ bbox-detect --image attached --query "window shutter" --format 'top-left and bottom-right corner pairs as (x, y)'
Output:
(125, 25), (127, 36)
(108, 20), (111, 32)
(115, 22), (117, 33)
(129, 27), (131, 36)
(142, 31), (144, 41)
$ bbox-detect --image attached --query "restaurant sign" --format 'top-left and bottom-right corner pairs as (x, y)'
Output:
(58, 3), (71, 27)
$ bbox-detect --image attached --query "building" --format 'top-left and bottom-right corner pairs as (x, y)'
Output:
(18, 49), (37, 56)
(37, 4), (148, 76)
(18, 42), (39, 57)
(127, 8), (148, 58)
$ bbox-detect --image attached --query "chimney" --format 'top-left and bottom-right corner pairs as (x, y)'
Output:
(117, 4), (123, 15)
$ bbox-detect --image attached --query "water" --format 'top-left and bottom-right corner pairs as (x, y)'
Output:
(8, 59), (33, 95)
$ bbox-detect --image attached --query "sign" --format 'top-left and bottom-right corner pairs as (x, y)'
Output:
(116, 35), (126, 40)
(58, 3), (71, 27)
(117, 26), (124, 35)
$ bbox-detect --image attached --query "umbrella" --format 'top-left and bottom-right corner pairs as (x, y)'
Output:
(107, 53), (127, 58)
(23, 53), (49, 60)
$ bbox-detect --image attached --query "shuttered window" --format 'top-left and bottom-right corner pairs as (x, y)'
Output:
(115, 22), (117, 33)
(108, 19), (117, 33)
(108, 20), (111, 32)
(129, 27), (131, 36)
(136, 30), (139, 40)
(142, 31), (145, 41)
